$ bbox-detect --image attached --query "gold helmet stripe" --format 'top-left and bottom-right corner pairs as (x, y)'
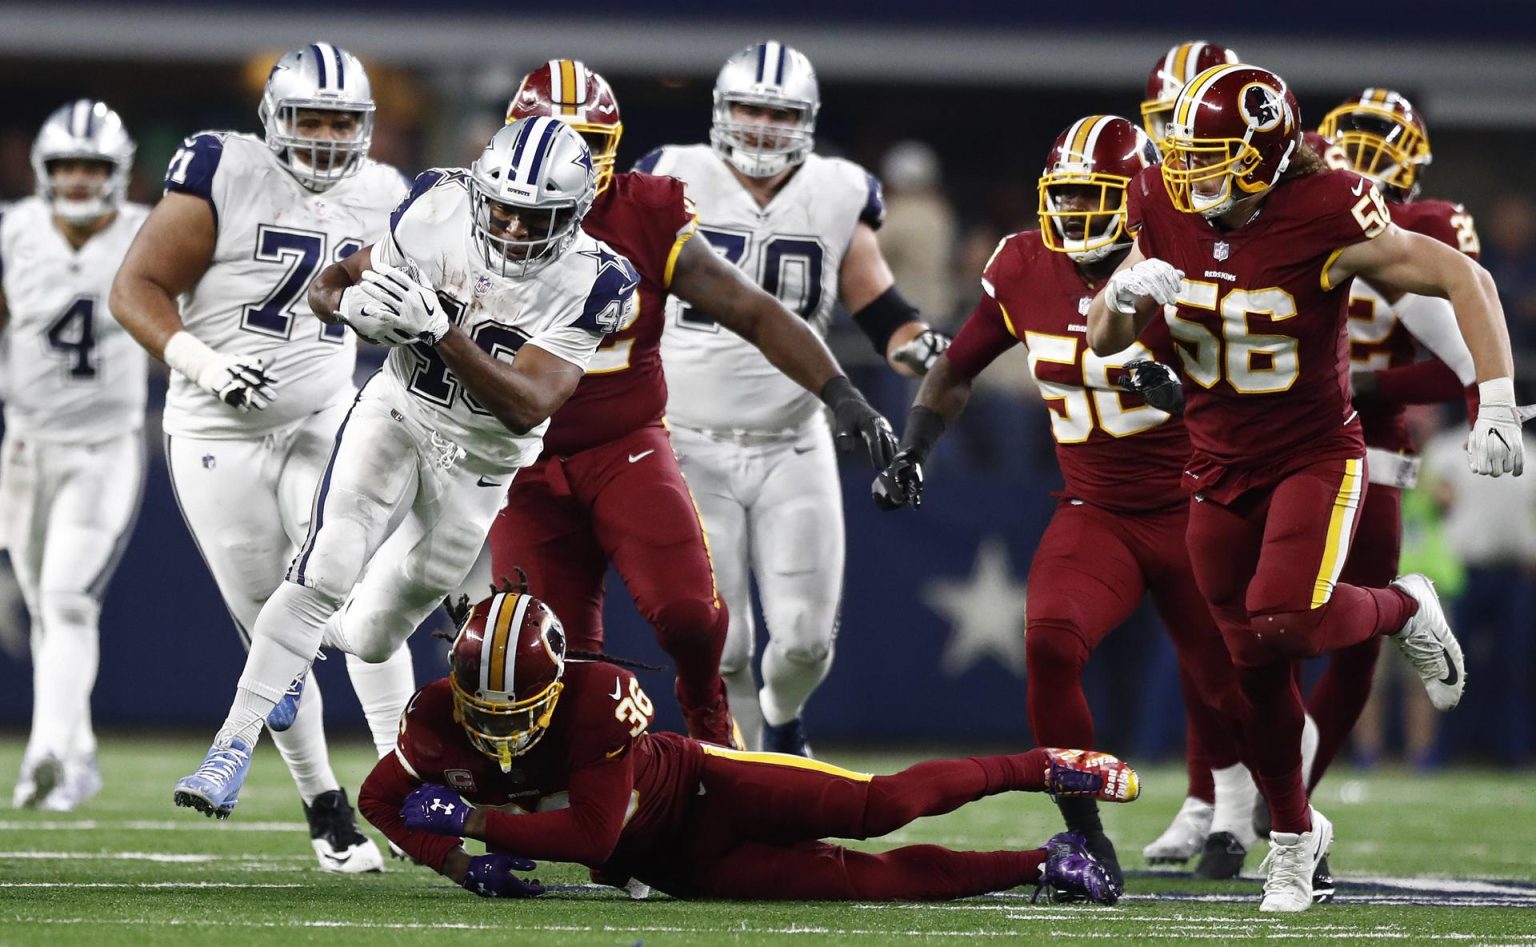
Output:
(1173, 63), (1242, 130)
(481, 592), (527, 693)
(1081, 115), (1112, 164)
(552, 59), (582, 116)
(1065, 116), (1094, 160)
(1172, 42), (1200, 86)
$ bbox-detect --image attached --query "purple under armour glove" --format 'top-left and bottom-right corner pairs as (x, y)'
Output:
(461, 853), (545, 899)
(402, 783), (470, 835)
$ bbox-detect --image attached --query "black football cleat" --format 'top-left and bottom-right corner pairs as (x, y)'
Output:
(762, 718), (813, 757)
(1194, 830), (1249, 880)
(1312, 855), (1337, 903)
(304, 789), (384, 873)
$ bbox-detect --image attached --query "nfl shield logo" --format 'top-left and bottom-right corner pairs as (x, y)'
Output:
(474, 274), (493, 298)
(1078, 297), (1091, 315)
(1213, 241), (1230, 261)
(444, 769), (477, 792)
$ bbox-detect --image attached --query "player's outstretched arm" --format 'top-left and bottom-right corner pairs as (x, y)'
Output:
(1332, 226), (1523, 476)
(110, 192), (275, 411)
(108, 192), (215, 359)
(840, 223), (947, 376)
(441, 337), (585, 435)
(670, 234), (843, 395)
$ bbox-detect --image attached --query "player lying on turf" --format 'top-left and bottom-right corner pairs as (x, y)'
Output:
(358, 583), (1139, 903)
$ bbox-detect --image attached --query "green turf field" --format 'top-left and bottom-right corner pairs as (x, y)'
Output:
(2, 737), (1534, 946)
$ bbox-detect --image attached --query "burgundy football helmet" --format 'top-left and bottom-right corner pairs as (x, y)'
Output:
(1140, 41), (1240, 149)
(1161, 63), (1300, 218)
(1037, 115), (1159, 263)
(449, 589), (568, 771)
(507, 59), (623, 194)
(1317, 88), (1431, 201)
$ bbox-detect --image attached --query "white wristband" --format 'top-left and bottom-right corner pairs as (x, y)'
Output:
(1478, 377), (1516, 407)
(162, 330), (218, 381)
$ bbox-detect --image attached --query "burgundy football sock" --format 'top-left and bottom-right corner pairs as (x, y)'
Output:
(1237, 662), (1311, 834)
(1306, 637), (1383, 791)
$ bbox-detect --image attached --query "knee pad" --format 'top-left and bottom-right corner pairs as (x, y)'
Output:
(765, 635), (831, 669)
(1250, 608), (1328, 661)
(653, 597), (726, 652)
(39, 590), (99, 630)
(1025, 621), (1090, 676)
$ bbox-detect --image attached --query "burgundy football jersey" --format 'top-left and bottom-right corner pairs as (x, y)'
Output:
(1349, 198), (1480, 452)
(542, 171), (698, 455)
(956, 231), (1189, 513)
(1129, 165), (1380, 480)
(375, 663), (704, 869)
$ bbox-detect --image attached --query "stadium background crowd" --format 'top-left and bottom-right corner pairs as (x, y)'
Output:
(2, 0), (1534, 769)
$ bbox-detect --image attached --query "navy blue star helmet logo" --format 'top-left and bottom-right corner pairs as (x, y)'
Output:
(577, 245), (639, 288)
(571, 146), (594, 174)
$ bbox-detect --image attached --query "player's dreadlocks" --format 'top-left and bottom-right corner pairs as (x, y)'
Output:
(438, 568), (665, 672)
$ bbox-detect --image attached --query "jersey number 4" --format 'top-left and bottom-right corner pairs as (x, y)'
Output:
(675, 227), (825, 330)
(45, 296), (99, 380)
(242, 225), (363, 344)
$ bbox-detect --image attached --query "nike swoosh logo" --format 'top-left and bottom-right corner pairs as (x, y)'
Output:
(605, 746), (626, 759)
(1351, 179), (1366, 196)
(325, 851), (353, 865)
(611, 678), (623, 700)
(476, 476), (502, 488)
(627, 450), (655, 463)
(1438, 647), (1459, 685)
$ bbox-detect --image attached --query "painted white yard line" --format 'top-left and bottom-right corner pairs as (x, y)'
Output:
(6, 918), (1034, 937)
(0, 882), (305, 889)
(0, 820), (309, 832)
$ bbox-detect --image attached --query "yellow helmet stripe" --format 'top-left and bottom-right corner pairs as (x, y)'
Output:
(554, 59), (580, 115)
(482, 592), (522, 693)
(1173, 63), (1242, 129)
(1081, 115), (1112, 162)
(1172, 42), (1198, 85)
(1067, 116), (1097, 159)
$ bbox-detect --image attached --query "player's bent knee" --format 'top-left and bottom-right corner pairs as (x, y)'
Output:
(767, 636), (831, 669)
(653, 598), (725, 648)
(1024, 620), (1091, 674)
(1249, 608), (1328, 660)
(39, 590), (99, 629)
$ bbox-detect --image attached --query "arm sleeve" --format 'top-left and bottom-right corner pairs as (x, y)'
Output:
(163, 133), (225, 215)
(478, 755), (635, 865)
(357, 751), (462, 873)
(1395, 292), (1476, 385)
(945, 293), (1018, 380)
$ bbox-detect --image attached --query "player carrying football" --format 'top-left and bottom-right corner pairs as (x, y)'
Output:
(487, 60), (896, 750)
(358, 585), (1137, 904)
(1085, 62), (1523, 912)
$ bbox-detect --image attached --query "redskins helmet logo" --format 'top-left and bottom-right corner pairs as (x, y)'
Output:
(1239, 83), (1286, 133)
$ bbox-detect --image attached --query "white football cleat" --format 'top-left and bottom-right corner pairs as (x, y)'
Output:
(1143, 796), (1213, 864)
(1259, 807), (1333, 913)
(304, 789), (385, 873)
(1389, 574), (1466, 711)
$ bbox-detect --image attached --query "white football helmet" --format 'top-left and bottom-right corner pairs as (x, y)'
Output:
(469, 117), (597, 279)
(258, 43), (375, 191)
(710, 40), (820, 178)
(31, 100), (135, 224)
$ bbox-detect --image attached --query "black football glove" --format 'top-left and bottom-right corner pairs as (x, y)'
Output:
(1115, 359), (1184, 416)
(873, 449), (926, 511)
(822, 377), (898, 470)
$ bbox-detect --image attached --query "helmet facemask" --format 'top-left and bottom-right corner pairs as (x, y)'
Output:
(1039, 177), (1133, 263)
(710, 96), (815, 178)
(31, 100), (135, 225)
(261, 103), (374, 192)
(469, 118), (597, 280)
(1318, 104), (1430, 201)
(451, 675), (564, 772)
(470, 185), (582, 279)
(42, 158), (122, 225)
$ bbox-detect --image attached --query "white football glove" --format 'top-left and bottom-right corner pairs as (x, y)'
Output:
(163, 331), (277, 412)
(337, 283), (406, 346)
(891, 328), (952, 375)
(358, 263), (451, 346)
(1468, 378), (1525, 477)
(1105, 259), (1184, 316)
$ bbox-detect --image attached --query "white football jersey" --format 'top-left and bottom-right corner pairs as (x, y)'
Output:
(0, 196), (149, 442)
(371, 170), (637, 468)
(160, 131), (408, 438)
(643, 145), (885, 432)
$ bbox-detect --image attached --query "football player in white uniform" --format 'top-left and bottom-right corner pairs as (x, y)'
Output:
(110, 44), (413, 871)
(640, 42), (946, 754)
(171, 117), (636, 822)
(1, 101), (147, 811)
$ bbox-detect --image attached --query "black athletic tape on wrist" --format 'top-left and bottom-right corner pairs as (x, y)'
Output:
(851, 285), (921, 355)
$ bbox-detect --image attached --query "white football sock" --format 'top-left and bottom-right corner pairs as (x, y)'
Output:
(721, 664), (763, 750)
(27, 592), (98, 762)
(1210, 762), (1260, 846)
(1301, 712), (1320, 788)
(344, 646), (416, 757)
(220, 582), (339, 748)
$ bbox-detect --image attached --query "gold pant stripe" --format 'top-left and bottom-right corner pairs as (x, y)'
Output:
(700, 744), (874, 782)
(1311, 457), (1364, 608)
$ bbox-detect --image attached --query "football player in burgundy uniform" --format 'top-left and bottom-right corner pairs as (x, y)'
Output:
(1300, 95), (1481, 798)
(358, 587), (1137, 903)
(871, 116), (1245, 895)
(1087, 63), (1523, 912)
(484, 61), (895, 750)
(1139, 40), (1240, 153)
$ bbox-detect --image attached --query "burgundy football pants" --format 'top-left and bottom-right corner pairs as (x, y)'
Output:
(489, 423), (729, 733)
(641, 746), (1052, 900)
(1024, 501), (1245, 767)
(1185, 455), (1416, 833)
